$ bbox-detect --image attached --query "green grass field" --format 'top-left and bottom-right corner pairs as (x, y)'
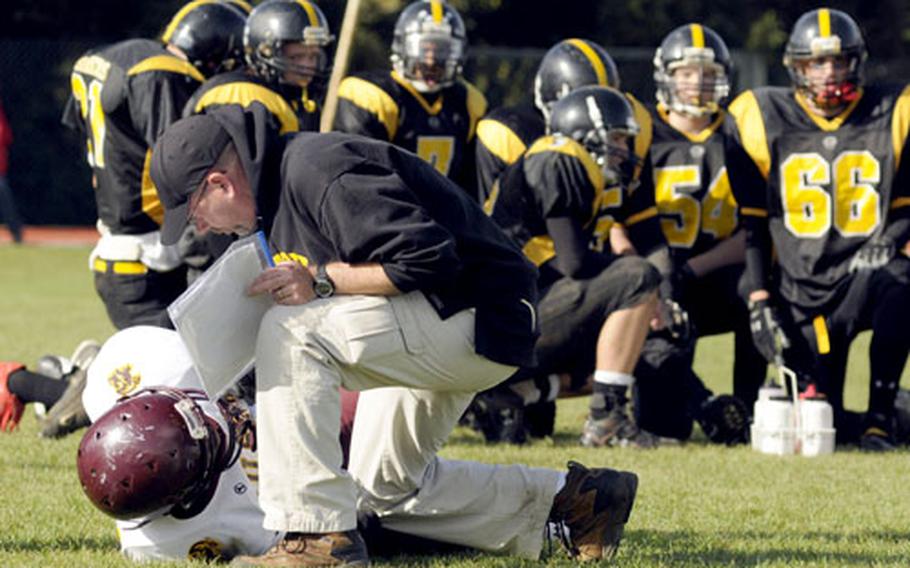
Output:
(1, 244), (909, 567)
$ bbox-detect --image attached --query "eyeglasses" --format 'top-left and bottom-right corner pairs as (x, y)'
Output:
(186, 178), (213, 224)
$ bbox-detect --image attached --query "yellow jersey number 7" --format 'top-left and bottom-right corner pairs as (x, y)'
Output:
(416, 136), (455, 176)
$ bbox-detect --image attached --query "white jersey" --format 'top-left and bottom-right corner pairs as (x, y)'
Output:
(83, 326), (281, 562)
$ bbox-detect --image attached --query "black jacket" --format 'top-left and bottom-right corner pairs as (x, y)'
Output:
(212, 106), (539, 367)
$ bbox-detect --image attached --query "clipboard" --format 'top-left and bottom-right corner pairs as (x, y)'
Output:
(168, 231), (274, 398)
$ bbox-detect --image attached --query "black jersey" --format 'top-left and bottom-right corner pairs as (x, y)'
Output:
(475, 92), (652, 206)
(332, 70), (487, 194)
(185, 70), (319, 133)
(647, 103), (761, 259)
(62, 39), (203, 235)
(729, 84), (910, 309)
(488, 134), (654, 268)
(475, 102), (545, 202)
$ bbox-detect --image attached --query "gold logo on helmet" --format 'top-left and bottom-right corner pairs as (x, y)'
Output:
(188, 538), (223, 562)
(107, 364), (141, 397)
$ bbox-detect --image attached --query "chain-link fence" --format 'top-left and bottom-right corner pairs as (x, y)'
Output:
(3, 39), (910, 226)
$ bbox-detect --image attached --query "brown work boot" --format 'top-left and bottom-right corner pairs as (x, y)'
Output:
(549, 461), (638, 561)
(232, 530), (369, 566)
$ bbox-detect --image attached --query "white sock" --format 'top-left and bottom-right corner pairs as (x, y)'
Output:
(546, 374), (561, 402)
(593, 369), (635, 387)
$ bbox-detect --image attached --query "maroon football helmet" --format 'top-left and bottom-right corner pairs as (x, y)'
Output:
(76, 388), (238, 520)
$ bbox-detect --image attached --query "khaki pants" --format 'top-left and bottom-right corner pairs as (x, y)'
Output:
(255, 291), (561, 558)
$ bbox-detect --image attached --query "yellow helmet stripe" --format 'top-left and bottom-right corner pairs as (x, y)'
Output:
(294, 0), (320, 27)
(690, 24), (705, 48)
(162, 0), (217, 43)
(818, 8), (831, 37)
(566, 39), (608, 87)
(229, 0), (253, 15)
(430, 0), (444, 24)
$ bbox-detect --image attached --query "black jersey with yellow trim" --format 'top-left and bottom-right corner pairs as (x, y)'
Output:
(729, 84), (910, 309)
(646, 102), (761, 259)
(488, 134), (607, 268)
(584, 95), (657, 258)
(590, 160), (661, 257)
(62, 39), (203, 235)
(184, 70), (317, 134)
(475, 102), (545, 203)
(332, 69), (487, 191)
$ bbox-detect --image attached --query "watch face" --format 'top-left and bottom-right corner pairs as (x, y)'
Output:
(314, 279), (334, 298)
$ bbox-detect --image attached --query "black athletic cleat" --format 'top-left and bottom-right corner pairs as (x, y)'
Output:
(526, 399), (556, 438)
(580, 409), (659, 449)
(859, 426), (897, 452)
(697, 394), (750, 445)
(468, 388), (528, 444)
(39, 340), (100, 439)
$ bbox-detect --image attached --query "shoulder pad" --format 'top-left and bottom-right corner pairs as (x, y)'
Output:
(526, 135), (604, 189)
(337, 75), (400, 139)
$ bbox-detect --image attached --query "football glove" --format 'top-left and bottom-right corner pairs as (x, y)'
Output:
(657, 298), (693, 344)
(748, 298), (790, 364)
(848, 236), (895, 273)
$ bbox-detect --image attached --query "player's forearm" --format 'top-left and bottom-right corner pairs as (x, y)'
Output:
(742, 217), (773, 296)
(609, 224), (637, 256)
(687, 229), (746, 277)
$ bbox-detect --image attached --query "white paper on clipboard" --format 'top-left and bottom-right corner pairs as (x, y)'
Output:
(167, 231), (274, 399)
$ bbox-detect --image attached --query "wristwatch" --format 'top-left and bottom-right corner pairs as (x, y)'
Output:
(312, 264), (335, 298)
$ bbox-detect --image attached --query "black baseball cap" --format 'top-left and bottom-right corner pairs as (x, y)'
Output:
(151, 114), (232, 245)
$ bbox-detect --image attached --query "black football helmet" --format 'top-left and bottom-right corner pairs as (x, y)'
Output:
(783, 8), (867, 110)
(534, 39), (620, 123)
(653, 23), (732, 116)
(391, 0), (466, 93)
(225, 0), (253, 14)
(548, 86), (639, 186)
(244, 0), (334, 86)
(76, 388), (241, 521)
(162, 0), (248, 78)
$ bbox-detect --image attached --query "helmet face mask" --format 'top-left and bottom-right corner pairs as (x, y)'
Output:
(245, 0), (334, 88)
(582, 129), (636, 187)
(268, 42), (330, 88)
(534, 39), (620, 123)
(785, 51), (864, 111)
(391, 1), (466, 93)
(783, 8), (867, 112)
(654, 24), (732, 117)
(77, 388), (233, 521)
(549, 86), (640, 187)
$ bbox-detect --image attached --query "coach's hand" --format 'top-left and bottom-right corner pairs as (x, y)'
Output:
(247, 261), (316, 305)
(748, 297), (790, 363)
(848, 236), (895, 273)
